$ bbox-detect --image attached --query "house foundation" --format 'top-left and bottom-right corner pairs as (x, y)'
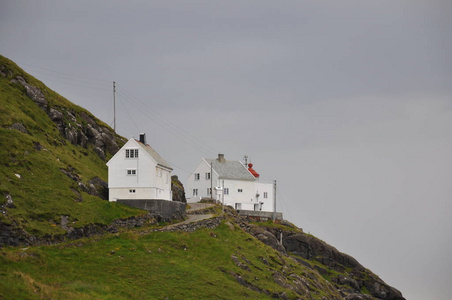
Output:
(117, 199), (186, 222)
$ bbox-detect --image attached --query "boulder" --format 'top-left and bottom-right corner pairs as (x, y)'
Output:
(14, 76), (48, 109)
(252, 228), (286, 253)
(49, 108), (64, 122)
(9, 123), (28, 134)
(5, 194), (15, 208)
(88, 177), (108, 200)
(171, 175), (186, 203)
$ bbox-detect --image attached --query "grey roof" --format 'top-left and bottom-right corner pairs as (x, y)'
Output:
(136, 140), (173, 170)
(205, 158), (255, 181)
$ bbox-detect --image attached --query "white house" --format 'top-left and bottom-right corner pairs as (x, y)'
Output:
(106, 133), (173, 202)
(186, 154), (274, 212)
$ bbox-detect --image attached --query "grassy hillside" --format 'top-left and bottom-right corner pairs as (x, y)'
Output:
(0, 56), (405, 300)
(0, 218), (341, 300)
(0, 55), (143, 239)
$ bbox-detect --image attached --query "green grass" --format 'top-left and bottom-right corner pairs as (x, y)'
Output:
(0, 221), (339, 299)
(250, 219), (302, 233)
(0, 55), (143, 237)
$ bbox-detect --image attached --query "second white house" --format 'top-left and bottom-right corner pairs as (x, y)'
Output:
(186, 154), (274, 212)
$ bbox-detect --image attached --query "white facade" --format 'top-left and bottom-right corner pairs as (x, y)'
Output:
(106, 135), (173, 202)
(186, 155), (274, 213)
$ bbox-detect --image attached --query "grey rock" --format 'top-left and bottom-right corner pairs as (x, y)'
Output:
(100, 132), (119, 154)
(60, 168), (80, 181)
(9, 123), (28, 134)
(94, 147), (105, 161)
(5, 194), (15, 208)
(15, 76), (48, 109)
(49, 108), (64, 122)
(171, 175), (186, 203)
(345, 294), (373, 300)
(335, 275), (360, 291)
(88, 177), (108, 200)
(232, 255), (251, 271)
(254, 229), (286, 253)
(33, 141), (43, 151)
(71, 188), (83, 202)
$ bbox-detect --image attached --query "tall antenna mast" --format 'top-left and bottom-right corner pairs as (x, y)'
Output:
(113, 81), (116, 133)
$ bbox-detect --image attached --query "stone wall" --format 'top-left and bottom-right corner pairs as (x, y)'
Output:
(117, 199), (186, 222)
(237, 210), (283, 221)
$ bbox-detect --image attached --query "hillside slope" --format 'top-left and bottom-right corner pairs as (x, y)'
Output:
(0, 55), (146, 244)
(0, 56), (404, 299)
(0, 207), (405, 300)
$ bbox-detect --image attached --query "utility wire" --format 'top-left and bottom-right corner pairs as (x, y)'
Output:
(14, 61), (219, 158)
(165, 159), (193, 175)
(117, 86), (219, 155)
(16, 62), (280, 195)
(118, 97), (140, 132)
(116, 89), (218, 157)
(14, 62), (286, 201)
(18, 61), (111, 85)
(28, 74), (110, 91)
(276, 188), (294, 223)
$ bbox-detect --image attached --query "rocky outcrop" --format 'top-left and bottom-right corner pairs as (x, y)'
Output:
(88, 177), (109, 200)
(59, 167), (109, 201)
(10, 74), (122, 160)
(171, 175), (186, 203)
(282, 232), (404, 299)
(9, 123), (28, 134)
(239, 218), (406, 300)
(0, 212), (167, 247)
(13, 76), (48, 110)
(248, 226), (286, 253)
(284, 233), (362, 270)
(0, 222), (37, 246)
(64, 213), (160, 240)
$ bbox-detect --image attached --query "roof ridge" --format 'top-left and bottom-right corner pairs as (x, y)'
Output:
(136, 140), (172, 170)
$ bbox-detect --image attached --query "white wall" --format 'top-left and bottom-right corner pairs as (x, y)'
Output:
(107, 139), (172, 201)
(222, 179), (256, 210)
(185, 159), (275, 213)
(186, 159), (219, 203)
(109, 187), (160, 201)
(255, 181), (274, 212)
(154, 167), (172, 200)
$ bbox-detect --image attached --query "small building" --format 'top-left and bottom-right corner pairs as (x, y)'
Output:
(186, 154), (275, 212)
(106, 133), (173, 202)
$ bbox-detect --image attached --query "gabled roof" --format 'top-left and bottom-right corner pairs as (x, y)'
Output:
(136, 140), (173, 170)
(204, 158), (255, 181)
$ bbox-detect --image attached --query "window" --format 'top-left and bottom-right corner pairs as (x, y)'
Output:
(193, 189), (198, 196)
(207, 188), (211, 195)
(263, 192), (268, 199)
(194, 173), (200, 181)
(125, 149), (139, 158)
(205, 172), (211, 180)
(127, 169), (137, 176)
(238, 189), (243, 193)
(224, 188), (229, 195)
(129, 189), (136, 194)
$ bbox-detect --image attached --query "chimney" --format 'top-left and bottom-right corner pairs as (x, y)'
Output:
(139, 133), (146, 144)
(217, 154), (225, 163)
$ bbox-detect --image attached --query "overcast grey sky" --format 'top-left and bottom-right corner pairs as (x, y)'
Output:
(1, 1), (451, 299)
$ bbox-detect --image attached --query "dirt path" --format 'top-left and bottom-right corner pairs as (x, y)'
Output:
(164, 213), (213, 229)
(186, 203), (215, 213)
